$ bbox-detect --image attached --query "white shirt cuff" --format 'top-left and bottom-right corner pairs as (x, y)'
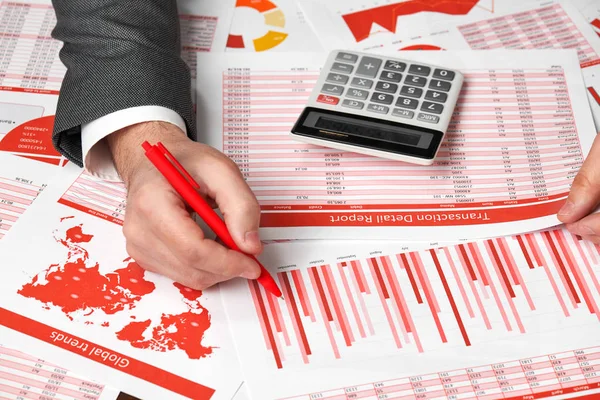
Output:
(81, 106), (187, 181)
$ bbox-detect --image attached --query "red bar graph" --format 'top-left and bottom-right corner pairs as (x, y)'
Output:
(249, 226), (600, 369)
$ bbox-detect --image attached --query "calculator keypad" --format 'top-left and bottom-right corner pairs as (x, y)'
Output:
(319, 51), (460, 124)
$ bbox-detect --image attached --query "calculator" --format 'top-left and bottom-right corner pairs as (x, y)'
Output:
(290, 50), (464, 165)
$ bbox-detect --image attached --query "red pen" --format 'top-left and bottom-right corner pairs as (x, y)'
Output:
(142, 141), (283, 298)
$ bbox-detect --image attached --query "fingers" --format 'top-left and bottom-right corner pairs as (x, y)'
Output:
(565, 212), (600, 243)
(195, 151), (263, 255)
(558, 133), (600, 224)
(125, 182), (261, 285)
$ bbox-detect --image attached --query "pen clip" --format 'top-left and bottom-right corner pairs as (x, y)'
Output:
(156, 142), (201, 191)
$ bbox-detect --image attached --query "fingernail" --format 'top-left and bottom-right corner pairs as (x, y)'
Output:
(558, 201), (575, 216)
(245, 231), (261, 247)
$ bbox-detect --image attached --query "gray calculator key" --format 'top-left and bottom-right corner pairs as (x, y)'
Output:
(396, 96), (419, 110)
(384, 60), (406, 72)
(405, 75), (427, 87)
(430, 79), (452, 92)
(326, 73), (349, 85)
(342, 99), (364, 110)
(321, 84), (344, 96)
(367, 104), (389, 114)
(351, 77), (373, 89)
(421, 101), (444, 114)
(347, 88), (369, 100)
(392, 109), (415, 119)
(408, 64), (431, 76)
(356, 56), (382, 78)
(375, 81), (398, 94)
(371, 92), (394, 105)
(425, 90), (447, 103)
(380, 70), (402, 83)
(331, 62), (354, 74)
(336, 52), (358, 63)
(400, 86), (423, 98)
(418, 113), (440, 124)
(433, 69), (455, 81)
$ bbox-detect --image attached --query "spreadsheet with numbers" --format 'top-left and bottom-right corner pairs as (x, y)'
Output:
(197, 50), (597, 241)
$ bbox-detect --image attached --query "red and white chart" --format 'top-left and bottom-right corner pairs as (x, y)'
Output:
(298, 0), (535, 51)
(197, 50), (596, 240)
(0, 163), (244, 400)
(221, 226), (600, 399)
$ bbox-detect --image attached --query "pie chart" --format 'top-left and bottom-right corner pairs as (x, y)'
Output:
(227, 0), (289, 52)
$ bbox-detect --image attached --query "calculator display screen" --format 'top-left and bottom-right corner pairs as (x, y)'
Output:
(291, 108), (444, 160)
(311, 114), (431, 149)
(304, 111), (433, 149)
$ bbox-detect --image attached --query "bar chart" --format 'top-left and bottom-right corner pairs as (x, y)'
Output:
(248, 226), (600, 370)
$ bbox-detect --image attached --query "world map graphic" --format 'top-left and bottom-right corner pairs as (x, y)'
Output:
(17, 221), (214, 359)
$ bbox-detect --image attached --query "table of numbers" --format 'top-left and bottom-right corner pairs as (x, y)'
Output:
(222, 66), (583, 228)
(0, 171), (43, 240)
(0, 1), (65, 94)
(458, 4), (600, 69)
(283, 347), (600, 400)
(0, 345), (109, 400)
(57, 171), (126, 226)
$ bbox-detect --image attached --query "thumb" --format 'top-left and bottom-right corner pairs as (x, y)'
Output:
(199, 156), (263, 255)
(558, 133), (600, 224)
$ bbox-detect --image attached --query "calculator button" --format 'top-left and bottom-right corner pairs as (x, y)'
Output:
(356, 56), (382, 78)
(433, 69), (455, 81)
(367, 104), (389, 114)
(408, 64), (431, 76)
(336, 52), (358, 63)
(405, 75), (427, 87)
(421, 101), (444, 114)
(317, 94), (340, 105)
(342, 99), (364, 110)
(347, 88), (369, 100)
(351, 77), (373, 89)
(384, 60), (406, 72)
(331, 62), (354, 74)
(375, 81), (398, 94)
(425, 90), (447, 103)
(380, 71), (402, 83)
(400, 86), (423, 98)
(392, 109), (415, 119)
(326, 73), (349, 85)
(321, 84), (344, 96)
(396, 96), (419, 110)
(429, 79), (452, 92)
(417, 113), (440, 124)
(371, 92), (394, 105)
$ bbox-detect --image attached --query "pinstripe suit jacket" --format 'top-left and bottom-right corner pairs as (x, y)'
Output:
(50, 0), (196, 166)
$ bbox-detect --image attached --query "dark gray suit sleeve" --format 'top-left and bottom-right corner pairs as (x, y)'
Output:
(51, 0), (196, 166)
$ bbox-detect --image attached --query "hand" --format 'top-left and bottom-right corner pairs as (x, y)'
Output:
(107, 121), (262, 289)
(558, 132), (600, 243)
